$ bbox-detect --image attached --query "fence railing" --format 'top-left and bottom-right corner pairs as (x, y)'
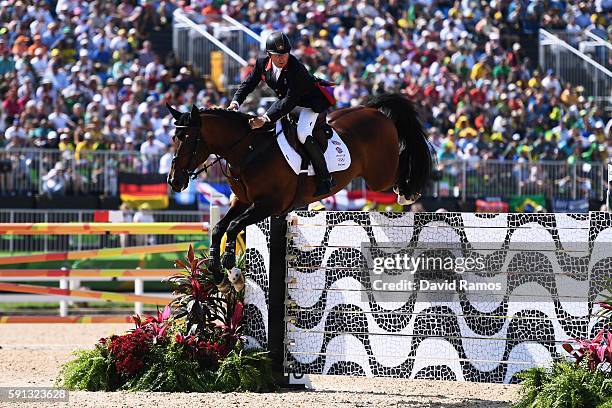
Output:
(0, 148), (227, 196)
(172, 9), (261, 88)
(430, 159), (607, 202)
(0, 148), (607, 202)
(548, 29), (611, 71)
(539, 29), (612, 113)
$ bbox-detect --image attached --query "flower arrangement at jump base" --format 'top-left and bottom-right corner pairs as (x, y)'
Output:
(513, 301), (612, 408)
(56, 246), (276, 392)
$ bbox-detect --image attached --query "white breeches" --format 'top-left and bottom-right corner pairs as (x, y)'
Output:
(296, 108), (319, 144)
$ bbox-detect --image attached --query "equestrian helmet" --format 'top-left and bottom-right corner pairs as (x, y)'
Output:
(265, 32), (292, 54)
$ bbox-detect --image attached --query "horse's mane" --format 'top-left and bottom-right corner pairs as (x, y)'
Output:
(196, 107), (273, 135)
(198, 107), (254, 123)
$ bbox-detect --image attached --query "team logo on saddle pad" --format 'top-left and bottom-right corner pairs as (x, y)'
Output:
(336, 147), (343, 153)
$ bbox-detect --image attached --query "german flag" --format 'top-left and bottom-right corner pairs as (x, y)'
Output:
(119, 173), (169, 210)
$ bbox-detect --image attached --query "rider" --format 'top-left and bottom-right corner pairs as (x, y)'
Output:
(228, 31), (337, 196)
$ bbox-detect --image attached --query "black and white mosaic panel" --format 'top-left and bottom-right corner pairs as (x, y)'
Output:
(243, 218), (270, 350)
(244, 211), (612, 383)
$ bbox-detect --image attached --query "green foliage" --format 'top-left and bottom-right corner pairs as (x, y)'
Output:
(513, 362), (612, 408)
(166, 246), (227, 338)
(121, 343), (217, 392)
(57, 246), (277, 393)
(215, 348), (277, 392)
(56, 345), (118, 391)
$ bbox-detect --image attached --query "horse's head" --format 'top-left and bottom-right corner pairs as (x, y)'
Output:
(166, 103), (209, 192)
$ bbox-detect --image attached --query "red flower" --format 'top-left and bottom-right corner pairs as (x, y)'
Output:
(108, 330), (153, 376)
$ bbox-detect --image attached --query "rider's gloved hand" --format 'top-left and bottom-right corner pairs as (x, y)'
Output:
(249, 116), (267, 129)
(228, 101), (240, 111)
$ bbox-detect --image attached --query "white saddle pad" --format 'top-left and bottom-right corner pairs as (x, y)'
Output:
(276, 121), (351, 176)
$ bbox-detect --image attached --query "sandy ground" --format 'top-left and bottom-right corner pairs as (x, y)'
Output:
(0, 324), (519, 408)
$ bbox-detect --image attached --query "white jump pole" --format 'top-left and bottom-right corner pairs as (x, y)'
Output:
(606, 163), (612, 211)
(59, 278), (68, 317)
(209, 201), (221, 244)
(134, 278), (144, 316)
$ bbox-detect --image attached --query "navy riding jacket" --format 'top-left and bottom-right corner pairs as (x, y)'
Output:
(232, 55), (332, 123)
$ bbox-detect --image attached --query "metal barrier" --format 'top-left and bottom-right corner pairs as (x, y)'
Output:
(548, 29), (611, 71)
(172, 9), (260, 88)
(0, 150), (607, 203)
(430, 159), (607, 202)
(539, 29), (612, 113)
(0, 148), (227, 196)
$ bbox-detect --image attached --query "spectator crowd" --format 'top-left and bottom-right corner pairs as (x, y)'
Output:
(0, 0), (610, 198)
(214, 0), (611, 165)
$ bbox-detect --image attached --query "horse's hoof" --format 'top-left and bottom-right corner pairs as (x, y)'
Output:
(216, 276), (232, 294)
(228, 267), (245, 292)
(221, 252), (236, 270)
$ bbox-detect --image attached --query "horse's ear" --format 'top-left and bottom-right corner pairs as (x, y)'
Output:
(166, 103), (182, 120)
(190, 104), (201, 127)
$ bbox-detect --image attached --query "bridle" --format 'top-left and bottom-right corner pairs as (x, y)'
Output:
(172, 122), (219, 180)
(172, 113), (256, 181)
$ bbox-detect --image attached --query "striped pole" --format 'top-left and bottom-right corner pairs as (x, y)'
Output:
(0, 315), (134, 324)
(0, 282), (170, 305)
(0, 269), (174, 278)
(0, 242), (204, 265)
(0, 222), (209, 235)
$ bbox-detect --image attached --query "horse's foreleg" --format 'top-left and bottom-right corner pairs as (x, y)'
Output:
(220, 200), (274, 270)
(209, 198), (248, 283)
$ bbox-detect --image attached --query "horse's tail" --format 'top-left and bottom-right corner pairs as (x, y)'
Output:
(365, 93), (434, 198)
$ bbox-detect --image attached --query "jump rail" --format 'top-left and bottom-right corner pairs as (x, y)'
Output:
(0, 222), (212, 320)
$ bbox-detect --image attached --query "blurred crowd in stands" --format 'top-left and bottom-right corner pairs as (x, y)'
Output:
(0, 0), (610, 198)
(217, 0), (611, 165)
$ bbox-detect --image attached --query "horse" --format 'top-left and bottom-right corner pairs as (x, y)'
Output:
(166, 93), (434, 291)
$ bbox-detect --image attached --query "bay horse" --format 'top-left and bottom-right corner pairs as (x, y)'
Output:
(166, 93), (434, 290)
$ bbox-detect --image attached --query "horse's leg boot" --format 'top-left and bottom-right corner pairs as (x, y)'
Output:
(303, 136), (336, 196)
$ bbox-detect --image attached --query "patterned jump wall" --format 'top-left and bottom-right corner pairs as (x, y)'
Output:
(243, 211), (612, 384)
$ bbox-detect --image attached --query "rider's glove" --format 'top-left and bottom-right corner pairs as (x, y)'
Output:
(228, 101), (240, 111)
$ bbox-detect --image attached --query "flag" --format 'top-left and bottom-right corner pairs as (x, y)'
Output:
(119, 173), (169, 210)
(318, 189), (398, 211)
(196, 182), (232, 209)
(173, 181), (197, 205)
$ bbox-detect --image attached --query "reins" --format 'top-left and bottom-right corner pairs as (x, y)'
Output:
(176, 115), (283, 181)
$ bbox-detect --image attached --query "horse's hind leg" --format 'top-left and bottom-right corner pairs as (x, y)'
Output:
(220, 200), (274, 271)
(209, 197), (248, 284)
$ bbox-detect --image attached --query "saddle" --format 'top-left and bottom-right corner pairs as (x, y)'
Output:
(242, 112), (334, 171)
(280, 112), (333, 169)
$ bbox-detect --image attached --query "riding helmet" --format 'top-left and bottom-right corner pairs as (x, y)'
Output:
(265, 32), (292, 54)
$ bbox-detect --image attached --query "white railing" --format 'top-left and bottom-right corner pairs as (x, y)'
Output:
(0, 148), (607, 202)
(430, 159), (608, 202)
(540, 29), (612, 112)
(172, 9), (261, 87)
(0, 148), (227, 196)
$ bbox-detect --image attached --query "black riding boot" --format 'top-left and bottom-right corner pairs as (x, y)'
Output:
(302, 135), (336, 196)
